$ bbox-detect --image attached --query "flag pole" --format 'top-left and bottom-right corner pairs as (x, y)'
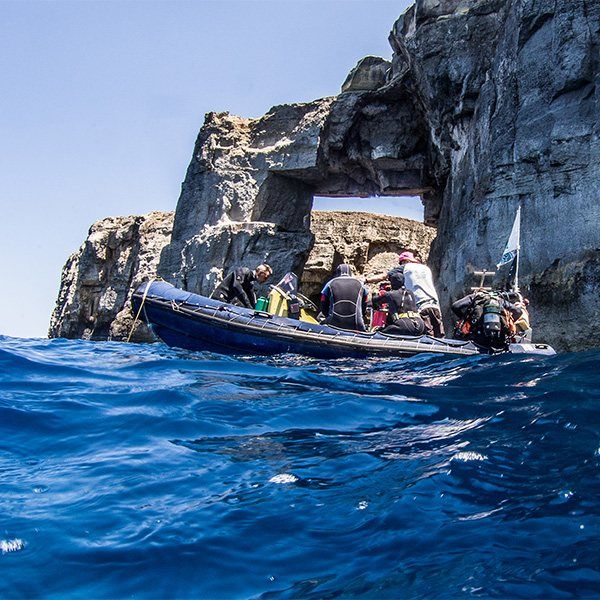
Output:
(513, 205), (521, 292)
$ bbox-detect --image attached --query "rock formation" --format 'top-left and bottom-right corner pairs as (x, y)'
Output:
(157, 86), (436, 298)
(391, 0), (599, 351)
(51, 0), (599, 352)
(49, 212), (174, 342)
(302, 211), (435, 302)
(50, 211), (435, 342)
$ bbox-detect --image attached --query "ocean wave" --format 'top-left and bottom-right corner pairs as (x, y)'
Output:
(0, 336), (598, 597)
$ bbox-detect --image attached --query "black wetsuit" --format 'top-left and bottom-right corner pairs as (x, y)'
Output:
(211, 267), (257, 308)
(320, 271), (370, 332)
(372, 287), (425, 336)
(452, 292), (522, 349)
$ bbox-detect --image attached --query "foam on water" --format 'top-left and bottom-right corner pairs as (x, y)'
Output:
(0, 335), (599, 598)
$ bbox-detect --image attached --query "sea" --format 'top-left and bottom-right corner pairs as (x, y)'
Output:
(1, 335), (598, 599)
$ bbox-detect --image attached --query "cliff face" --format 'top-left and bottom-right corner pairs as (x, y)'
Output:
(392, 0), (600, 350)
(51, 0), (599, 351)
(302, 211), (435, 302)
(157, 85), (436, 297)
(49, 212), (174, 342)
(50, 211), (434, 341)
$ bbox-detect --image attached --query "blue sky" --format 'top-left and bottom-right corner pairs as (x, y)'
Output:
(0, 0), (416, 338)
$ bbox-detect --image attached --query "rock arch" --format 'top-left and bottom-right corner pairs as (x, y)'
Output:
(157, 67), (441, 297)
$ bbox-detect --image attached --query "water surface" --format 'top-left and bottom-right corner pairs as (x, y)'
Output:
(1, 336), (598, 598)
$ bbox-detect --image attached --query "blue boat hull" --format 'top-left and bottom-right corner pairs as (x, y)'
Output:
(131, 281), (556, 359)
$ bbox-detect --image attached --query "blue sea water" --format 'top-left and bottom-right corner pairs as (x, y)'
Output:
(0, 336), (598, 599)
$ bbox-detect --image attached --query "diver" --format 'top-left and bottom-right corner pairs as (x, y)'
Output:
(211, 263), (273, 308)
(371, 270), (425, 336)
(451, 289), (523, 351)
(366, 251), (445, 338)
(320, 264), (371, 331)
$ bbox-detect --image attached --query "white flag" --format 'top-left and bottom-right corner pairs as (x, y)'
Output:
(497, 206), (521, 268)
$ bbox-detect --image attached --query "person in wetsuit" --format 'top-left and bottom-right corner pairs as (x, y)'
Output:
(320, 264), (370, 331)
(211, 263), (272, 308)
(451, 289), (522, 350)
(371, 270), (425, 336)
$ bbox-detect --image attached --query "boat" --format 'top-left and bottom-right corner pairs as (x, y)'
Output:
(130, 280), (556, 359)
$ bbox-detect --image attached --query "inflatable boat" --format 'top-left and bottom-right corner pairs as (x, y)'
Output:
(131, 280), (556, 359)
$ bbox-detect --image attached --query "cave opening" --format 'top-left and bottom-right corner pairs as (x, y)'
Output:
(300, 194), (435, 306)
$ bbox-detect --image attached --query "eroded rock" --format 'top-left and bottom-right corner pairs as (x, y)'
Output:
(302, 211), (436, 302)
(49, 211), (173, 342)
(51, 0), (600, 352)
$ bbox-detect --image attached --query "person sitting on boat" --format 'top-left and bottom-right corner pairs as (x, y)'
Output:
(320, 264), (371, 331)
(501, 291), (532, 341)
(451, 289), (523, 351)
(371, 270), (425, 337)
(366, 252), (445, 338)
(395, 251), (445, 338)
(210, 263), (273, 309)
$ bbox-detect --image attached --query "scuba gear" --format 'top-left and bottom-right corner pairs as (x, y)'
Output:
(391, 311), (420, 321)
(482, 295), (502, 339)
(371, 285), (425, 337)
(453, 318), (472, 340)
(267, 272), (318, 324)
(268, 272), (300, 319)
(452, 290), (522, 351)
(371, 281), (390, 330)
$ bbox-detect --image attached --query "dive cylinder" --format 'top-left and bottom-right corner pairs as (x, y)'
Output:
(482, 296), (502, 337)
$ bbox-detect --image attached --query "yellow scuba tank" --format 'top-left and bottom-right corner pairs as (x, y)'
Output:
(300, 308), (318, 324)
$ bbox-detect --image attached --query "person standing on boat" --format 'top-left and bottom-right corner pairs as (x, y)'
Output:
(371, 271), (425, 336)
(396, 251), (445, 339)
(211, 263), (272, 308)
(320, 264), (371, 331)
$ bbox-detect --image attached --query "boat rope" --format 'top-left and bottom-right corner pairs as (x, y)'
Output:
(127, 279), (154, 343)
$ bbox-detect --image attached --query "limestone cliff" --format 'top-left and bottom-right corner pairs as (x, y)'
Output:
(50, 211), (434, 342)
(51, 0), (599, 351)
(389, 0), (599, 351)
(49, 212), (174, 342)
(302, 211), (435, 302)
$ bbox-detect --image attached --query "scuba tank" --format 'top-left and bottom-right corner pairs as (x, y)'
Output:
(478, 292), (518, 350)
(266, 272), (318, 323)
(481, 294), (502, 339)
